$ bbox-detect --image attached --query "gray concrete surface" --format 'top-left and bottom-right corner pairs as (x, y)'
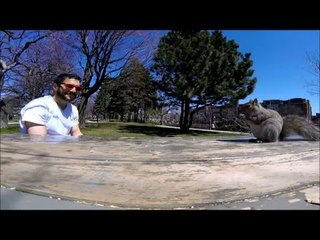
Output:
(1, 187), (106, 209)
(1, 134), (319, 210)
(1, 184), (319, 210)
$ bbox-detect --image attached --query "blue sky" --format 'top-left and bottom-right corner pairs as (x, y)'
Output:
(222, 30), (320, 115)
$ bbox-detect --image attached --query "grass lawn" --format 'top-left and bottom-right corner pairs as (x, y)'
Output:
(0, 124), (20, 134)
(0, 122), (238, 138)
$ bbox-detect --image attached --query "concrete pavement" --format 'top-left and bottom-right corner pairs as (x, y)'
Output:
(1, 184), (319, 210)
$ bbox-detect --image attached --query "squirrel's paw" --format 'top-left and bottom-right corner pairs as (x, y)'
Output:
(249, 138), (263, 143)
(239, 114), (246, 119)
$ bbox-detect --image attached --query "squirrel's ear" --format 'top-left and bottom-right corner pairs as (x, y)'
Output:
(253, 98), (258, 104)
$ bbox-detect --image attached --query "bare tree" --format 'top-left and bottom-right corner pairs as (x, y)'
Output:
(305, 52), (320, 96)
(0, 30), (50, 127)
(67, 30), (157, 125)
(5, 32), (76, 103)
(0, 31), (50, 90)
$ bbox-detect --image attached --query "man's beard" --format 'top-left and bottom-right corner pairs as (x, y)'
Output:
(56, 87), (76, 101)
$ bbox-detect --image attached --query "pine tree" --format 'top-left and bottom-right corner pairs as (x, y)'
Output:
(152, 30), (256, 131)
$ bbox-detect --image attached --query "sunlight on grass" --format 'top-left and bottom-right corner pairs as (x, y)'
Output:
(0, 124), (20, 134)
(1, 121), (238, 138)
(81, 121), (236, 138)
(82, 122), (148, 138)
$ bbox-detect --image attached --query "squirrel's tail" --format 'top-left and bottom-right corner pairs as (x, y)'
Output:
(281, 115), (320, 141)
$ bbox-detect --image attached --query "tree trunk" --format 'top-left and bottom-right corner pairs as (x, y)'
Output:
(187, 109), (195, 129)
(78, 96), (88, 126)
(179, 100), (184, 129)
(0, 101), (9, 128)
(180, 100), (191, 133)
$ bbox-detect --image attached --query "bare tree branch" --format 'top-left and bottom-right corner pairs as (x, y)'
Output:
(305, 52), (320, 96)
(0, 30), (52, 92)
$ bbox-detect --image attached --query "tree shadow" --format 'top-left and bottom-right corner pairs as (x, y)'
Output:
(217, 138), (252, 143)
(217, 138), (313, 143)
(118, 125), (220, 137)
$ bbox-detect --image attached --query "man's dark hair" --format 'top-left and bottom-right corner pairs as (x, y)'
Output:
(53, 73), (81, 85)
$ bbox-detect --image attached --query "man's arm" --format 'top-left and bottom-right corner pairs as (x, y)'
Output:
(71, 124), (83, 137)
(25, 121), (47, 136)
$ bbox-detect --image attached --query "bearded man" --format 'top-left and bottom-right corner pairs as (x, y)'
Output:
(19, 73), (83, 137)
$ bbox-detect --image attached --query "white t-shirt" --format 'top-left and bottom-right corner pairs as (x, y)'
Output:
(19, 96), (80, 136)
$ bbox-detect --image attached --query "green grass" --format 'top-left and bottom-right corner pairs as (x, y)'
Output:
(82, 122), (236, 138)
(0, 121), (237, 138)
(0, 124), (20, 134)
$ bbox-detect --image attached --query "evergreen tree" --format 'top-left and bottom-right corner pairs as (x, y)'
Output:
(94, 58), (157, 122)
(152, 30), (256, 131)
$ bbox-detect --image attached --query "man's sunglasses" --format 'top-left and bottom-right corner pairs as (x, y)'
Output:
(61, 83), (84, 91)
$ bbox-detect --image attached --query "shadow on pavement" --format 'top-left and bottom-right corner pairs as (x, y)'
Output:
(119, 125), (222, 137)
(217, 138), (313, 143)
(217, 139), (251, 143)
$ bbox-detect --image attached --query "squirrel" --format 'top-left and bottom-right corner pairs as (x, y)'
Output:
(238, 98), (320, 142)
